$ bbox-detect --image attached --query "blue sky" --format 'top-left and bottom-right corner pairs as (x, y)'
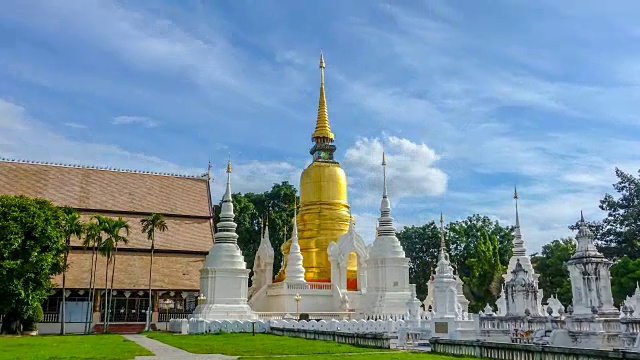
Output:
(1, 0), (640, 253)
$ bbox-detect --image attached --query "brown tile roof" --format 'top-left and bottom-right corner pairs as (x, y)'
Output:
(75, 213), (212, 252)
(0, 159), (210, 216)
(53, 249), (204, 290)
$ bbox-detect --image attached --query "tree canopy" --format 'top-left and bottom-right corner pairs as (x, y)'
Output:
(398, 214), (514, 312)
(569, 168), (640, 260)
(531, 238), (575, 306)
(0, 195), (67, 333)
(610, 256), (640, 305)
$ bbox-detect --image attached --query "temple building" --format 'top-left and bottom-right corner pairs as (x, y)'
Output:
(0, 159), (213, 332)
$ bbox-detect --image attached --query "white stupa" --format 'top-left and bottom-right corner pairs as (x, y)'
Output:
(567, 212), (618, 317)
(248, 218), (274, 299)
(363, 152), (412, 315)
(284, 203), (306, 283)
(431, 214), (458, 319)
(195, 159), (256, 320)
(496, 187), (543, 316)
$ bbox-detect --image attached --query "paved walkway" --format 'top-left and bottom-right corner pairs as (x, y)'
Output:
(122, 334), (238, 360)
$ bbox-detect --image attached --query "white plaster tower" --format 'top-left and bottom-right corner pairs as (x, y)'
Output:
(364, 152), (411, 315)
(196, 159), (256, 320)
(567, 212), (618, 317)
(284, 202), (306, 283)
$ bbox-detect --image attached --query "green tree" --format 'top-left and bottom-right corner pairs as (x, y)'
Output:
(59, 207), (85, 335)
(531, 238), (575, 306)
(141, 213), (168, 331)
(0, 195), (66, 334)
(610, 256), (640, 305)
(103, 216), (130, 333)
(397, 222), (441, 301)
(571, 168), (640, 260)
(397, 214), (514, 311)
(82, 218), (104, 334)
(463, 230), (504, 312)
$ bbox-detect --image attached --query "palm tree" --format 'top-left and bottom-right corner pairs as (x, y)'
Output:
(140, 213), (168, 331)
(94, 215), (115, 333)
(59, 207), (85, 335)
(82, 217), (104, 334)
(105, 217), (129, 333)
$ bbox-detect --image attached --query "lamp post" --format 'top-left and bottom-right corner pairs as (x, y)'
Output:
(294, 293), (302, 318)
(161, 299), (174, 332)
(197, 294), (206, 316)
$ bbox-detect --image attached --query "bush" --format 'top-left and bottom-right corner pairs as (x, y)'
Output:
(22, 304), (44, 332)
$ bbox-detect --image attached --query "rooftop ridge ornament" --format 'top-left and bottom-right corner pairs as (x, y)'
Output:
(0, 157), (201, 178)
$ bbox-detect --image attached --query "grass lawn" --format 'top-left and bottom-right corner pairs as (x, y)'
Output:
(146, 332), (466, 359)
(0, 334), (152, 360)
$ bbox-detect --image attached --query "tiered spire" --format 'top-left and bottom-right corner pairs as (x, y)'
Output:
(436, 213), (454, 276)
(284, 199), (306, 282)
(312, 50), (334, 142)
(512, 186), (527, 257)
(377, 152), (395, 237)
(369, 152), (405, 258)
(214, 159), (239, 244)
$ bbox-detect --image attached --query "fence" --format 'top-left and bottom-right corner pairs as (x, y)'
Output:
(430, 338), (640, 360)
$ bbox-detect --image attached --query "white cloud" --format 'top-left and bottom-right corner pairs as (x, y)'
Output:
(112, 115), (157, 128)
(63, 122), (87, 129)
(343, 135), (447, 207)
(0, 98), (303, 199)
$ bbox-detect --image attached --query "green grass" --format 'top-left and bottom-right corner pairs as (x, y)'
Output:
(0, 334), (153, 360)
(146, 332), (465, 359)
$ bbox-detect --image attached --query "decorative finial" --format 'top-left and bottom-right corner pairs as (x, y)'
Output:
(439, 212), (446, 250)
(226, 155), (232, 173)
(512, 185), (527, 256)
(311, 50), (334, 142)
(207, 158), (212, 180)
(580, 210), (585, 223)
(260, 216), (264, 237)
(382, 151), (388, 198)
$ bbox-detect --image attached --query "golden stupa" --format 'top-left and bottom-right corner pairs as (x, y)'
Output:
(274, 52), (358, 289)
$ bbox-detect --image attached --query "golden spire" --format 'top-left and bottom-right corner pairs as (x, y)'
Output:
(312, 50), (334, 142)
(226, 154), (232, 173)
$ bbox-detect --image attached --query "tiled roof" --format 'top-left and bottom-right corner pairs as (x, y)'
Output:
(75, 213), (212, 252)
(0, 159), (210, 216)
(53, 250), (204, 290)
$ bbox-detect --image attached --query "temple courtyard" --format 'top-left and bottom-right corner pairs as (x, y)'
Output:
(0, 333), (460, 359)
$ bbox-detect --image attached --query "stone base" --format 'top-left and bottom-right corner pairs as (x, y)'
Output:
(196, 304), (257, 321)
(362, 291), (412, 315)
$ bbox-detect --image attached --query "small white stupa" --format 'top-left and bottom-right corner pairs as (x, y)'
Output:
(195, 159), (256, 320)
(284, 202), (306, 283)
(431, 213), (458, 319)
(496, 187), (543, 316)
(248, 218), (274, 299)
(364, 152), (411, 315)
(567, 212), (618, 317)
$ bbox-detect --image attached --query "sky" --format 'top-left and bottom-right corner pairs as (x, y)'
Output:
(1, 0), (640, 253)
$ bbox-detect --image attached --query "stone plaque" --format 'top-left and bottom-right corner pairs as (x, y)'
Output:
(434, 321), (448, 334)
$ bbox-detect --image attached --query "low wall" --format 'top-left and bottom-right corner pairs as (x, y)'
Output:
(270, 326), (391, 349)
(38, 323), (86, 334)
(430, 338), (640, 360)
